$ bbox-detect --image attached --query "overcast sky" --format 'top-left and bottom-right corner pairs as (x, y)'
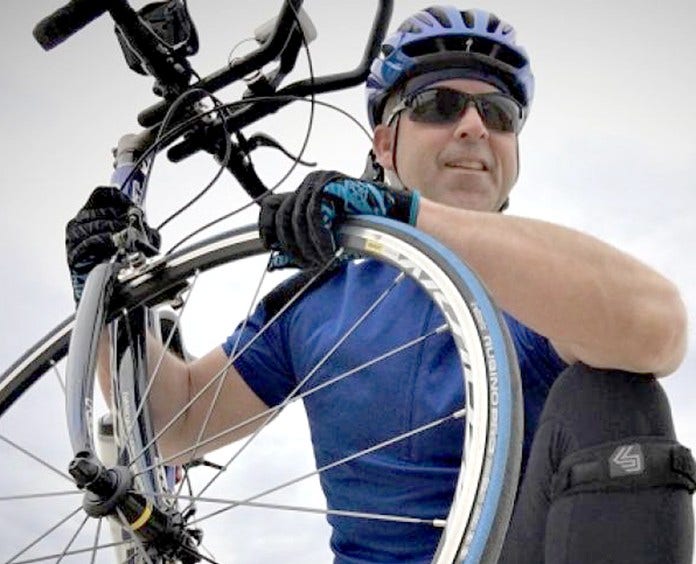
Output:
(1, 1), (695, 562)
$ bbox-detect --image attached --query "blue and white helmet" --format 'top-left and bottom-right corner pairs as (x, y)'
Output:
(366, 6), (534, 128)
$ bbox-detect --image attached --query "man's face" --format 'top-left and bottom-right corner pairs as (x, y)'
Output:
(373, 78), (519, 212)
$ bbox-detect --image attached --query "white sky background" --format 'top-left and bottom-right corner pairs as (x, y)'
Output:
(1, 0), (695, 562)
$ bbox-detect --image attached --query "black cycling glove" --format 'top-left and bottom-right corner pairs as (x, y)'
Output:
(65, 186), (160, 303)
(259, 170), (420, 269)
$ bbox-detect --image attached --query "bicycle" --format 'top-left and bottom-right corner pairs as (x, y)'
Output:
(0, 1), (522, 562)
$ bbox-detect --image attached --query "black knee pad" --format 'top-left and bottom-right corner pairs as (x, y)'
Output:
(540, 364), (696, 498)
(535, 363), (682, 472)
(541, 363), (676, 444)
(551, 438), (696, 499)
(505, 364), (694, 564)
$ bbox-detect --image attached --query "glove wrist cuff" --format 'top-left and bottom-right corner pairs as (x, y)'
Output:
(390, 189), (420, 226)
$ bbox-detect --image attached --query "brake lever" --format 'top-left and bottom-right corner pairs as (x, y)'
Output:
(243, 132), (316, 167)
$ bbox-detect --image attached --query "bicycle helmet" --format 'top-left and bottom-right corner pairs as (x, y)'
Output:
(366, 6), (534, 129)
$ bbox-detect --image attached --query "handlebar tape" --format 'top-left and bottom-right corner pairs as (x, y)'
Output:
(33, 0), (108, 51)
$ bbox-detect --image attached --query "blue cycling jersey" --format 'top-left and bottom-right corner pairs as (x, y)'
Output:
(223, 260), (566, 562)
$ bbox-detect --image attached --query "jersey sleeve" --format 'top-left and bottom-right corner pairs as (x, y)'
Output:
(503, 311), (568, 378)
(502, 311), (568, 473)
(221, 269), (337, 409)
(221, 300), (296, 408)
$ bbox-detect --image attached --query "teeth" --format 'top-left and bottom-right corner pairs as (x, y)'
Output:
(448, 161), (484, 170)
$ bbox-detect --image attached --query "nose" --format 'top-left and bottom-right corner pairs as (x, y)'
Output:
(452, 104), (489, 141)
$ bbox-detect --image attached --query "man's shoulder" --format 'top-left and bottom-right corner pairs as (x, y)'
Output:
(261, 268), (335, 320)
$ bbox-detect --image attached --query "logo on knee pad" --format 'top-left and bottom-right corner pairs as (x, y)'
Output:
(553, 440), (694, 498)
(610, 444), (645, 476)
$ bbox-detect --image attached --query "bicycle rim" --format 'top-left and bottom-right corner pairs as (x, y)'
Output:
(0, 217), (522, 563)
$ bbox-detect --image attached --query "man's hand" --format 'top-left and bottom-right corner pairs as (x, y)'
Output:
(66, 187), (161, 303)
(258, 171), (420, 268)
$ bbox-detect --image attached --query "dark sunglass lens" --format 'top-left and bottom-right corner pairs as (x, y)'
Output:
(409, 89), (464, 123)
(407, 90), (521, 131)
(479, 96), (520, 132)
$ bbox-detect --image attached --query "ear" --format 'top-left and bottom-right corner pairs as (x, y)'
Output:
(372, 124), (395, 172)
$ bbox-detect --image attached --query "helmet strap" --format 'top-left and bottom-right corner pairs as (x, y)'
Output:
(392, 118), (401, 177)
(389, 112), (407, 189)
(498, 136), (520, 212)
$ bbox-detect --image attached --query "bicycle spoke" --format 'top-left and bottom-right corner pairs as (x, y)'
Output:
(154, 492), (447, 528)
(183, 547), (221, 564)
(115, 507), (154, 564)
(190, 269), (407, 502)
(55, 514), (89, 564)
(0, 433), (73, 483)
(198, 541), (219, 564)
(175, 260), (271, 501)
(302, 324), (448, 399)
(50, 360), (66, 398)
(6, 505), (82, 563)
(192, 408), (467, 526)
(127, 253), (343, 468)
(0, 491), (81, 502)
(12, 541), (131, 564)
(134, 324), (445, 474)
(89, 518), (102, 564)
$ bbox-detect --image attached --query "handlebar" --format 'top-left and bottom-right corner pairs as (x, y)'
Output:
(33, 0), (109, 50)
(33, 0), (393, 203)
(36, 0), (194, 97)
(138, 0), (393, 128)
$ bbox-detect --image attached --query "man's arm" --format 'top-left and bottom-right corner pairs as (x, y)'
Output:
(416, 198), (688, 377)
(97, 334), (269, 463)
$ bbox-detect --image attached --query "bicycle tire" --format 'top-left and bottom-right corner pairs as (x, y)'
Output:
(0, 217), (522, 564)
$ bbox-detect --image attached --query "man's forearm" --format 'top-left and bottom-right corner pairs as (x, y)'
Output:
(416, 198), (688, 375)
(96, 328), (192, 457)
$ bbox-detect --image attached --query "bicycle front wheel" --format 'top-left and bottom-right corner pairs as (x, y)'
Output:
(0, 217), (522, 563)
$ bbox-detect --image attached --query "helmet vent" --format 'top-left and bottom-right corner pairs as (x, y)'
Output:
(401, 37), (441, 58)
(397, 19), (422, 34)
(486, 14), (501, 33)
(461, 10), (476, 29)
(381, 44), (395, 57)
(415, 12), (435, 27)
(423, 7), (452, 28)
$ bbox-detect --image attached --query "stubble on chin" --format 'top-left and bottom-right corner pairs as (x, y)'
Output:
(434, 173), (501, 211)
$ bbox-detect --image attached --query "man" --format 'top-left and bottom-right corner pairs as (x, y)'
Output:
(67, 6), (694, 563)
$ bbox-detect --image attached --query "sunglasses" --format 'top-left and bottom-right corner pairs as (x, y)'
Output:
(388, 87), (523, 133)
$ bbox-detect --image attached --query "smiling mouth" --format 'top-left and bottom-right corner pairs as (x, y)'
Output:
(445, 161), (487, 172)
